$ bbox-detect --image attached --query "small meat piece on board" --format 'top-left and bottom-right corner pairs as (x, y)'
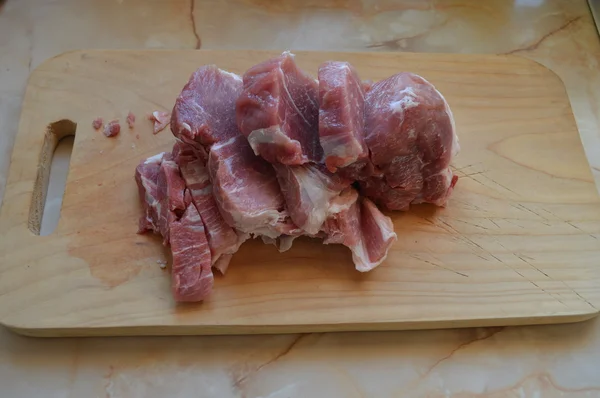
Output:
(135, 153), (166, 234)
(236, 51), (323, 165)
(273, 163), (350, 235)
(323, 189), (397, 272)
(92, 117), (103, 130)
(178, 145), (247, 270)
(171, 65), (242, 147)
(103, 120), (121, 137)
(318, 61), (368, 173)
(208, 135), (290, 238)
(127, 111), (136, 129)
(363, 72), (459, 210)
(156, 158), (187, 245)
(169, 201), (214, 302)
(149, 111), (170, 134)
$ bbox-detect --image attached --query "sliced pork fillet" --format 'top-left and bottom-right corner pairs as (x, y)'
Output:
(156, 158), (188, 245)
(318, 61), (368, 174)
(169, 200), (214, 302)
(171, 65), (242, 148)
(236, 51), (323, 165)
(362, 72), (459, 210)
(273, 163), (351, 235)
(208, 135), (291, 238)
(177, 146), (247, 271)
(135, 153), (166, 234)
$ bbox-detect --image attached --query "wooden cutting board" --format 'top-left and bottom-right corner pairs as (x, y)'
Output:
(1, 50), (599, 337)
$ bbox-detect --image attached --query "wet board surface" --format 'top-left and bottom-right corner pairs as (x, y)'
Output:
(0, 50), (599, 337)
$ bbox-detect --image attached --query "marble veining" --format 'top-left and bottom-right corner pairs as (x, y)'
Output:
(1, 0), (600, 396)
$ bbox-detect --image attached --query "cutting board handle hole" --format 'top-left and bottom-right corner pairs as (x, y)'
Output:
(28, 119), (76, 236)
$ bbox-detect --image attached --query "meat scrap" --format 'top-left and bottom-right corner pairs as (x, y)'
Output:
(103, 120), (120, 137)
(149, 111), (170, 134)
(127, 111), (136, 129)
(236, 51), (323, 165)
(92, 117), (103, 130)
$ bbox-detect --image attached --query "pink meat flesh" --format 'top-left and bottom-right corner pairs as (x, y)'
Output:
(156, 158), (187, 245)
(362, 72), (459, 210)
(236, 51), (323, 165)
(169, 201), (214, 302)
(92, 117), (103, 130)
(318, 61), (368, 174)
(150, 111), (170, 134)
(103, 120), (121, 137)
(135, 153), (166, 234)
(177, 144), (247, 269)
(127, 111), (136, 129)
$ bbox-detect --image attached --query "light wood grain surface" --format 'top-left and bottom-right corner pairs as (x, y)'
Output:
(0, 50), (598, 337)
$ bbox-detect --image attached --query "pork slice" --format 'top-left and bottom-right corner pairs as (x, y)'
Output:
(134, 153), (166, 234)
(273, 163), (351, 235)
(363, 72), (459, 209)
(178, 147), (247, 270)
(208, 135), (290, 238)
(156, 159), (187, 245)
(169, 200), (214, 302)
(318, 61), (368, 173)
(236, 51), (323, 165)
(354, 198), (397, 272)
(322, 188), (397, 272)
(171, 65), (242, 148)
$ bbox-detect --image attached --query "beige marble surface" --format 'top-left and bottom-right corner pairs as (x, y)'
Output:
(2, 0), (600, 396)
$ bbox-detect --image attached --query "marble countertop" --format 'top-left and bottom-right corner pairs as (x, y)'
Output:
(2, 0), (600, 396)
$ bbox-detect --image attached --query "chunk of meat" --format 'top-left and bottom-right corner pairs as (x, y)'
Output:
(169, 201), (214, 302)
(103, 120), (121, 137)
(150, 111), (170, 134)
(273, 163), (350, 235)
(126, 111), (136, 129)
(156, 158), (187, 245)
(362, 72), (459, 210)
(323, 189), (397, 272)
(318, 61), (368, 173)
(92, 117), (103, 130)
(135, 153), (166, 234)
(236, 51), (323, 165)
(178, 145), (247, 269)
(208, 135), (290, 238)
(171, 65), (242, 147)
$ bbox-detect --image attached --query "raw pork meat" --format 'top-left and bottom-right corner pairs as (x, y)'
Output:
(149, 111), (170, 134)
(323, 189), (397, 272)
(156, 158), (188, 245)
(171, 65), (242, 147)
(135, 153), (166, 234)
(273, 163), (350, 235)
(209, 135), (290, 238)
(127, 112), (136, 129)
(362, 72), (459, 210)
(318, 61), (368, 174)
(177, 144), (247, 271)
(103, 120), (120, 137)
(169, 201), (214, 301)
(92, 117), (103, 130)
(171, 65), (293, 239)
(236, 51), (323, 165)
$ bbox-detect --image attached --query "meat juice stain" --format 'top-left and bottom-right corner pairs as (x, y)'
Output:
(67, 223), (165, 288)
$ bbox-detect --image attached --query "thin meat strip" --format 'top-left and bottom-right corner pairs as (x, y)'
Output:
(236, 51), (323, 165)
(318, 61), (369, 176)
(361, 72), (459, 210)
(172, 65), (293, 239)
(135, 153), (166, 234)
(169, 200), (214, 301)
(176, 143), (247, 273)
(156, 157), (188, 246)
